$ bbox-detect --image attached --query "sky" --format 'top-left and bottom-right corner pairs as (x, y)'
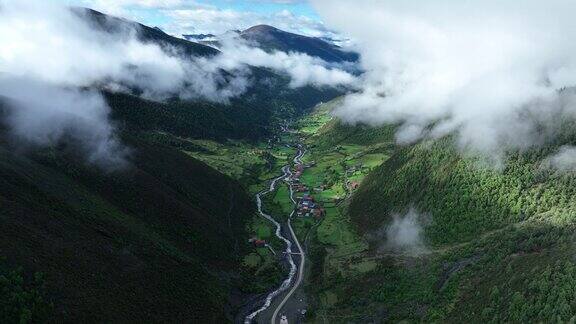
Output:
(54, 0), (331, 38)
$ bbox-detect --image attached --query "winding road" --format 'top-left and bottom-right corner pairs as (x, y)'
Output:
(244, 145), (307, 324)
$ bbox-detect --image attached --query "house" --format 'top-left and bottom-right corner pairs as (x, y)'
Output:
(351, 182), (360, 190)
(254, 239), (266, 248)
(249, 238), (267, 248)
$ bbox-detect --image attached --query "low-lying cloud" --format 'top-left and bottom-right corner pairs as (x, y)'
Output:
(0, 0), (354, 167)
(213, 36), (356, 88)
(0, 77), (129, 169)
(541, 145), (576, 172)
(372, 208), (429, 255)
(312, 0), (576, 161)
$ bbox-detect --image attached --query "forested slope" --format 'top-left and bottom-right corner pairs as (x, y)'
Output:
(341, 135), (576, 322)
(0, 91), (263, 322)
(0, 131), (255, 322)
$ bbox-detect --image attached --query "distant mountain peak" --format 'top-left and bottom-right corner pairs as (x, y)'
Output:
(243, 24), (279, 33)
(240, 24), (358, 63)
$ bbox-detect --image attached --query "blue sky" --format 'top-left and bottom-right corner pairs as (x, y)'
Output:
(55, 0), (328, 38)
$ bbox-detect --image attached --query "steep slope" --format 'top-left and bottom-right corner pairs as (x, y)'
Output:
(106, 78), (341, 142)
(289, 98), (576, 322)
(75, 8), (218, 57)
(339, 135), (576, 322)
(241, 25), (359, 63)
(0, 128), (255, 322)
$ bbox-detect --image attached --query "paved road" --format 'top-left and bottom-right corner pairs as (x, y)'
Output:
(244, 146), (308, 324)
(271, 147), (307, 324)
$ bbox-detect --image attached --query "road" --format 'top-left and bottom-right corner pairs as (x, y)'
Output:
(244, 145), (308, 324)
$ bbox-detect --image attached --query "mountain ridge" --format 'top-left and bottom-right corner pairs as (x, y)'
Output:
(240, 24), (359, 63)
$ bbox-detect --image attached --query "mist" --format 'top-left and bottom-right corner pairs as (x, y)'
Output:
(0, 77), (129, 169)
(373, 208), (429, 255)
(0, 0), (354, 167)
(312, 0), (576, 160)
(213, 36), (356, 88)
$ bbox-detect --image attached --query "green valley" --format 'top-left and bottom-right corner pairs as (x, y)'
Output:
(6, 2), (576, 323)
(186, 96), (576, 323)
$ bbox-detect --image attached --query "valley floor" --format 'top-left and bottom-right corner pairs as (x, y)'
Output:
(188, 98), (576, 323)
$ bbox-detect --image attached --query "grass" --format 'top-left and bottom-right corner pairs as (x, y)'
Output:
(273, 183), (294, 215)
(184, 139), (270, 184)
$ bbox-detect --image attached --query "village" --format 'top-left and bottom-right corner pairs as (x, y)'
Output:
(291, 161), (326, 220)
(249, 156), (326, 250)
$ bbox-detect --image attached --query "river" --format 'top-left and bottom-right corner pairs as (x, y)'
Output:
(243, 145), (307, 324)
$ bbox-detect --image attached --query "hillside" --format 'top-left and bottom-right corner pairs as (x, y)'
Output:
(75, 8), (219, 57)
(241, 25), (358, 63)
(0, 117), (257, 322)
(335, 135), (576, 322)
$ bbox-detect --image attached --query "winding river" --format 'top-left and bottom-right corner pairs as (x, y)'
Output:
(244, 146), (306, 324)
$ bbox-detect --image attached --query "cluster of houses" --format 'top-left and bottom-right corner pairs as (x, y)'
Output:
(290, 163), (326, 219)
(296, 193), (325, 219)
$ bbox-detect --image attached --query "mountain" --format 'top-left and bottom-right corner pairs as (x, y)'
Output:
(73, 8), (343, 142)
(240, 25), (359, 63)
(321, 124), (576, 322)
(75, 8), (219, 57)
(286, 97), (576, 322)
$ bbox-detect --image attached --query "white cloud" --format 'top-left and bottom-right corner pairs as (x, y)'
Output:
(0, 77), (129, 169)
(542, 146), (576, 172)
(0, 0), (248, 102)
(250, 0), (305, 3)
(163, 6), (332, 38)
(0, 0), (353, 166)
(214, 36), (356, 88)
(0, 0), (243, 167)
(370, 208), (429, 255)
(312, 0), (576, 160)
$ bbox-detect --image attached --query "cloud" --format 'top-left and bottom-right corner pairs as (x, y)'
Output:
(0, 0), (246, 167)
(371, 208), (429, 255)
(163, 6), (333, 39)
(82, 0), (186, 16)
(214, 36), (356, 88)
(249, 0), (306, 3)
(312, 0), (576, 160)
(0, 1), (250, 103)
(0, 77), (129, 169)
(542, 146), (576, 172)
(0, 0), (353, 166)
